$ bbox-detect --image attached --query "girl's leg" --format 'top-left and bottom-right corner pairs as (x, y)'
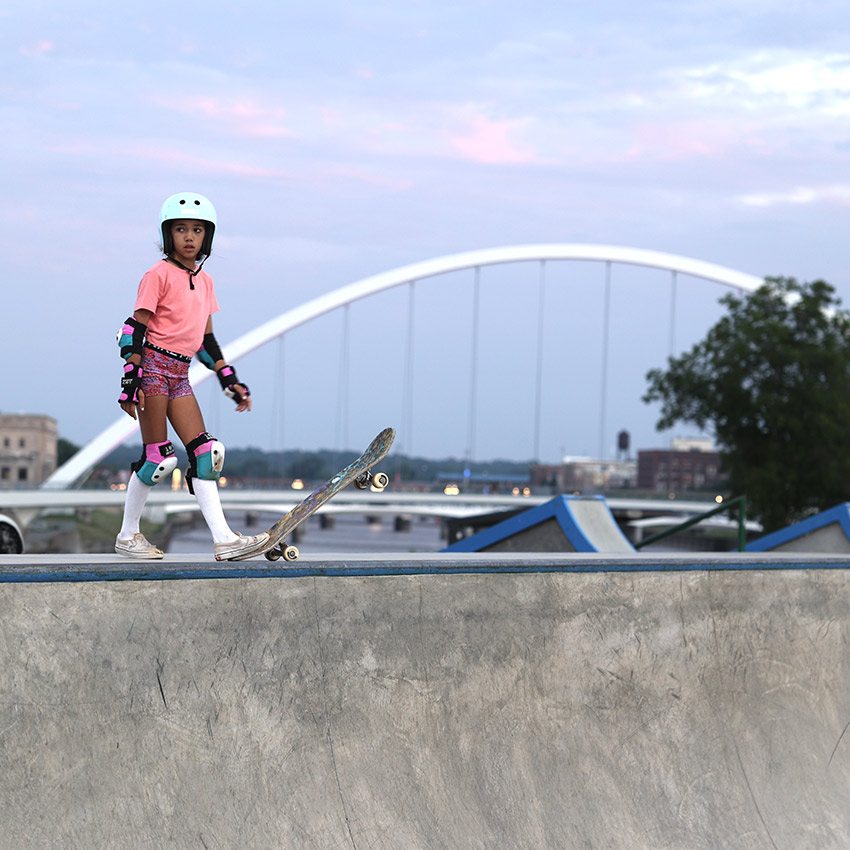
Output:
(168, 394), (239, 544)
(192, 479), (239, 544)
(164, 392), (205, 448)
(117, 474), (153, 539)
(138, 395), (171, 444)
(168, 393), (269, 558)
(117, 395), (170, 550)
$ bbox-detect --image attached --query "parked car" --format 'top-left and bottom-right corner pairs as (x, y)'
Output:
(0, 513), (24, 554)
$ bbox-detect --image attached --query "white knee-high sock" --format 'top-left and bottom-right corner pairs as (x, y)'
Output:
(119, 474), (152, 538)
(192, 478), (239, 544)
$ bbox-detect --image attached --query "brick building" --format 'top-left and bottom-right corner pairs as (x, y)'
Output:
(0, 413), (58, 488)
(637, 438), (724, 493)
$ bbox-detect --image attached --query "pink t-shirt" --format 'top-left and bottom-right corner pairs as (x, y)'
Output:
(134, 260), (220, 357)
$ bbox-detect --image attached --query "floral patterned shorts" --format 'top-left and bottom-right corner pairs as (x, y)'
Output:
(140, 348), (194, 400)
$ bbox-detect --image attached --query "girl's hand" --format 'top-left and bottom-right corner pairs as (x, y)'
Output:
(234, 386), (251, 413)
(120, 389), (145, 419)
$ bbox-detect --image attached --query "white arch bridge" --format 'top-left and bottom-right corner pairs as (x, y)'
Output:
(45, 244), (763, 489)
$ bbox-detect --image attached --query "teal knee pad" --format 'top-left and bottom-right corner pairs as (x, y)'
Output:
(132, 441), (178, 486)
(185, 432), (225, 492)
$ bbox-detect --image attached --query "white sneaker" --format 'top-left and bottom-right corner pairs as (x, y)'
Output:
(214, 532), (270, 561)
(115, 533), (164, 560)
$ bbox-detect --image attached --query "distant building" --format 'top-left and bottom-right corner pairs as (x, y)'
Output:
(669, 436), (715, 453)
(530, 457), (637, 493)
(637, 438), (723, 493)
(0, 413), (58, 489)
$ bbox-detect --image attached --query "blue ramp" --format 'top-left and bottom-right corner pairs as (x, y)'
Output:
(443, 495), (635, 553)
(746, 503), (850, 553)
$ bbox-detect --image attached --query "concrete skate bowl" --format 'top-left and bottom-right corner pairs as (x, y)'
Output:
(2, 566), (850, 848)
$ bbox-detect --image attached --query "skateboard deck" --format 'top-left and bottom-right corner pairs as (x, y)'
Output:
(222, 427), (395, 562)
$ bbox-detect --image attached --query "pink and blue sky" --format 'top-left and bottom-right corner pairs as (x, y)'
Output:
(3, 0), (850, 462)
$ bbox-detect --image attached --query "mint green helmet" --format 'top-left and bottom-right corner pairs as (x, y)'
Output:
(160, 192), (217, 257)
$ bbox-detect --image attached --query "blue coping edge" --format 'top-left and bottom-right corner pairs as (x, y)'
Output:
(443, 495), (632, 553)
(746, 503), (850, 551)
(3, 556), (850, 583)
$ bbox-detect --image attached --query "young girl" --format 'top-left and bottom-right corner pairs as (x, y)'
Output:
(115, 192), (269, 561)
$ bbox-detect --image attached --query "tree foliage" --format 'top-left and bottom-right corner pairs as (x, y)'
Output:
(57, 438), (80, 466)
(643, 277), (850, 532)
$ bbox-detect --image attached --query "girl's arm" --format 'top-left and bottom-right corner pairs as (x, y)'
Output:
(203, 316), (225, 371)
(200, 317), (252, 413)
(117, 308), (154, 418)
(124, 310), (153, 367)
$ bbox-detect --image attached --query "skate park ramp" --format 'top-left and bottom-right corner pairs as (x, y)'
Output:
(747, 502), (850, 553)
(443, 494), (636, 553)
(3, 555), (850, 849)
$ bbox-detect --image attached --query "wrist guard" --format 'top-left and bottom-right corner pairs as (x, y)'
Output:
(119, 362), (143, 404)
(197, 332), (224, 371)
(117, 317), (147, 362)
(217, 364), (250, 405)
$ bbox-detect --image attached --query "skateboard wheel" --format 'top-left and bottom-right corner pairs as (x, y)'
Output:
(283, 545), (299, 561)
(372, 472), (389, 489)
(265, 547), (282, 561)
(354, 473), (371, 490)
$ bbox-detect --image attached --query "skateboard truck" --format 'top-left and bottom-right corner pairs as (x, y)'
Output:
(354, 470), (390, 491)
(264, 543), (300, 562)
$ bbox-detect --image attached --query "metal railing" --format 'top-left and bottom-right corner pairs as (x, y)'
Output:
(633, 496), (748, 552)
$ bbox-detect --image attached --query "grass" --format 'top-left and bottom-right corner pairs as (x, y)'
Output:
(31, 508), (166, 554)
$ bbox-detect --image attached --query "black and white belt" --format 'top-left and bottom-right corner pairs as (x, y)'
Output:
(143, 341), (192, 363)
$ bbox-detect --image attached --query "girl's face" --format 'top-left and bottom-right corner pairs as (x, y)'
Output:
(169, 220), (206, 264)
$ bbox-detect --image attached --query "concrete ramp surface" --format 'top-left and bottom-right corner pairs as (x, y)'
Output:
(2, 568), (850, 848)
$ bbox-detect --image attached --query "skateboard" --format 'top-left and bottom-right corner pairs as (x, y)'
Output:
(224, 426), (396, 562)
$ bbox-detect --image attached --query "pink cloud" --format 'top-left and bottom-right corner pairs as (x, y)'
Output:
(379, 121), (411, 133)
(620, 120), (751, 162)
(450, 115), (538, 165)
(145, 148), (293, 178)
(320, 164), (413, 191)
(319, 107), (346, 127)
(49, 141), (294, 180)
(155, 96), (295, 138)
(19, 41), (53, 58)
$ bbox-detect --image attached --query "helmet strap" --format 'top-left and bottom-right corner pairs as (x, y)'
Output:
(164, 255), (207, 290)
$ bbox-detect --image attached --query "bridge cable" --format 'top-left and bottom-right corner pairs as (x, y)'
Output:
(401, 281), (416, 457)
(273, 334), (286, 450)
(533, 260), (546, 462)
(669, 270), (678, 357)
(336, 304), (351, 450)
(599, 261), (612, 459)
(466, 266), (481, 465)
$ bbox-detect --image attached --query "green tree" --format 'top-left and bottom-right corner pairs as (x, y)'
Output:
(287, 453), (327, 481)
(643, 276), (850, 532)
(57, 438), (80, 466)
